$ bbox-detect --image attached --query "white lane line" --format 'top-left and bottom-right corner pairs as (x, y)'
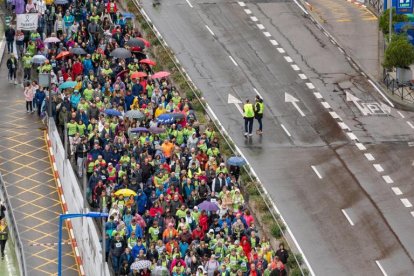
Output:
(338, 122), (350, 131)
(284, 56), (293, 63)
(411, 211), (414, 218)
(364, 153), (375, 161)
(251, 16), (258, 22)
(397, 111), (405, 118)
(329, 111), (340, 119)
(205, 25), (215, 36)
(277, 48), (285, 53)
(338, 47), (345, 53)
(407, 121), (414, 129)
(270, 39), (279, 46)
(347, 132), (358, 140)
(244, 9), (252, 14)
(401, 198), (413, 208)
(341, 209), (354, 226)
(391, 187), (403, 196)
(185, 0), (193, 8)
(313, 92), (323, 99)
(257, 24), (264, 30)
(375, 260), (388, 276)
(280, 124), (292, 137)
(306, 83), (315, 89)
(293, 0), (309, 14)
(356, 143), (366, 151)
(263, 31), (271, 37)
(382, 175), (394, 184)
(253, 88), (263, 98)
(229, 55), (238, 66)
(298, 74), (307, 80)
(321, 101), (331, 109)
(368, 80), (395, 108)
(238, 1), (246, 6)
(291, 64), (300, 71)
(373, 164), (384, 172)
(323, 31), (329, 37)
(311, 165), (323, 179)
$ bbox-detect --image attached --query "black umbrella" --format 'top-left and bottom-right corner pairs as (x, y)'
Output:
(69, 47), (87, 55)
(126, 38), (146, 49)
(110, 48), (132, 59)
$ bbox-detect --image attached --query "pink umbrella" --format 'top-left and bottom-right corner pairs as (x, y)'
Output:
(151, 71), (170, 79)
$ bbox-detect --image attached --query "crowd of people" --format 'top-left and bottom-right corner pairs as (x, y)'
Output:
(5, 0), (290, 275)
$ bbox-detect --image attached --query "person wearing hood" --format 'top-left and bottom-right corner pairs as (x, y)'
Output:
(70, 90), (81, 110)
(135, 190), (148, 215)
(34, 87), (46, 116)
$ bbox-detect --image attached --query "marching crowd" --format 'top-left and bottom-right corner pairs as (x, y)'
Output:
(5, 0), (290, 275)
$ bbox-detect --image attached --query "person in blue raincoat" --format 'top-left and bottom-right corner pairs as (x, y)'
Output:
(34, 87), (46, 116)
(135, 189), (147, 215)
(70, 90), (81, 110)
(83, 54), (94, 75)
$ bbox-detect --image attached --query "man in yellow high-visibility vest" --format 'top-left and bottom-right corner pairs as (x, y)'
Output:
(243, 99), (255, 137)
(254, 95), (264, 135)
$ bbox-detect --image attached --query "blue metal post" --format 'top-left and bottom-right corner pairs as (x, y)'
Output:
(58, 214), (64, 276)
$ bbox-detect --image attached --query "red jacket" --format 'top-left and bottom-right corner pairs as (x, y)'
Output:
(107, 2), (117, 13)
(191, 228), (205, 241)
(72, 62), (83, 79)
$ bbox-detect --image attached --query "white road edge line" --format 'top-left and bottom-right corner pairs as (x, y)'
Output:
(293, 0), (309, 14)
(356, 143), (366, 151)
(364, 153), (375, 161)
(185, 0), (193, 8)
(253, 88), (263, 98)
(280, 124), (292, 137)
(397, 111), (405, 118)
(368, 80), (395, 108)
(375, 260), (388, 276)
(407, 121), (414, 129)
(382, 175), (394, 184)
(341, 209), (354, 226)
(311, 165), (323, 179)
(401, 198), (413, 208)
(205, 25), (215, 36)
(373, 164), (384, 172)
(229, 55), (238, 66)
(391, 187), (403, 196)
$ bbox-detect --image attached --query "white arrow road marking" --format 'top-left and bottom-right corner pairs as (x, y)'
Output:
(341, 209), (354, 226)
(285, 92), (305, 117)
(380, 103), (391, 114)
(346, 91), (371, 115)
(228, 94), (243, 115)
(311, 165), (322, 179)
(375, 260), (388, 276)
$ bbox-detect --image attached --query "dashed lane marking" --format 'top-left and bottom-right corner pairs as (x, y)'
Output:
(257, 24), (264, 30)
(263, 31), (271, 37)
(311, 165), (323, 179)
(298, 74), (307, 80)
(375, 260), (388, 276)
(407, 121), (414, 129)
(244, 9), (252, 14)
(356, 143), (366, 151)
(306, 83), (315, 89)
(341, 209), (354, 226)
(382, 175), (394, 184)
(205, 25), (215, 36)
(280, 124), (292, 137)
(401, 198), (413, 208)
(270, 40), (279, 46)
(251, 16), (258, 22)
(364, 153), (375, 161)
(229, 55), (238, 66)
(373, 164), (384, 172)
(277, 48), (285, 53)
(397, 111), (405, 118)
(185, 0), (193, 8)
(291, 64), (300, 71)
(391, 187), (403, 196)
(284, 56), (293, 63)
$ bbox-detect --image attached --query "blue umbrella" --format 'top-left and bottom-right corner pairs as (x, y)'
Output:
(59, 81), (77, 90)
(130, 127), (149, 133)
(54, 0), (69, 4)
(156, 114), (175, 124)
(105, 109), (122, 116)
(227, 156), (247, 167)
(148, 126), (166, 134)
(198, 200), (219, 212)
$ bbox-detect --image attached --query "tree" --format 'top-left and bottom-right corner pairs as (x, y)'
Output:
(379, 8), (408, 34)
(383, 35), (414, 69)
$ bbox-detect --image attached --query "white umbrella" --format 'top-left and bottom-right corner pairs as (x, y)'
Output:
(32, 55), (47, 64)
(44, 37), (60, 43)
(131, 260), (151, 270)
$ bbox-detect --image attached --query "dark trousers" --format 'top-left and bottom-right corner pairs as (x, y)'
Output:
(24, 68), (31, 80)
(256, 116), (263, 131)
(244, 117), (254, 134)
(6, 41), (13, 53)
(26, 101), (33, 112)
(8, 69), (16, 80)
(0, 239), (7, 256)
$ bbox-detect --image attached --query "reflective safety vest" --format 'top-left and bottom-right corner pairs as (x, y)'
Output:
(256, 102), (264, 114)
(244, 103), (254, 118)
(67, 122), (77, 136)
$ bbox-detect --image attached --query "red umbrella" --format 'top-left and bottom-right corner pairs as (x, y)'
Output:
(137, 37), (151, 47)
(151, 71), (170, 79)
(131, 71), (148, 79)
(56, 51), (71, 60)
(117, 69), (129, 79)
(139, 58), (156, 66)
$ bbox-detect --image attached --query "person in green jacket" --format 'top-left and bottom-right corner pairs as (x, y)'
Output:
(0, 218), (8, 260)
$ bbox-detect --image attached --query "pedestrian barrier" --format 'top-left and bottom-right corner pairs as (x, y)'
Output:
(0, 174), (28, 276)
(48, 119), (110, 276)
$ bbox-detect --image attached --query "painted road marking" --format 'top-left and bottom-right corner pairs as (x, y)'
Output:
(277, 48), (285, 53)
(356, 143), (366, 151)
(238, 1), (246, 7)
(270, 40), (279, 46)
(341, 209), (354, 226)
(364, 153), (375, 161)
(391, 187), (403, 196)
(368, 80), (395, 108)
(284, 56), (293, 63)
(280, 124), (292, 137)
(338, 122), (350, 131)
(321, 101), (331, 109)
(205, 25), (215, 36)
(347, 132), (358, 140)
(263, 31), (271, 37)
(401, 198), (413, 208)
(375, 260), (388, 276)
(229, 55), (238, 66)
(306, 83), (315, 89)
(285, 92), (305, 117)
(407, 121), (414, 129)
(298, 74), (307, 80)
(329, 111), (340, 119)
(244, 9), (252, 14)
(293, 0), (309, 14)
(382, 175), (394, 184)
(257, 24), (265, 30)
(251, 16), (258, 22)
(338, 47), (345, 53)
(311, 165), (323, 179)
(397, 111), (405, 118)
(291, 64), (300, 71)
(373, 164), (384, 172)
(411, 211), (414, 218)
(313, 92), (323, 99)
(253, 88), (263, 98)
(185, 0), (193, 8)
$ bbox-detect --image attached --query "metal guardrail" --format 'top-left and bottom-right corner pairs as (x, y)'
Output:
(0, 174), (28, 276)
(383, 72), (414, 103)
(366, 0), (383, 16)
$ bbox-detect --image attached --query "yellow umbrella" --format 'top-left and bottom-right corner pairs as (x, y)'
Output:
(114, 188), (137, 197)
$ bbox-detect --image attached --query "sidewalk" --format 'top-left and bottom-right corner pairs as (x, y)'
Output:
(306, 0), (380, 80)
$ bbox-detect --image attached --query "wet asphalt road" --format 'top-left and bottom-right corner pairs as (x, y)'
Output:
(140, 0), (414, 274)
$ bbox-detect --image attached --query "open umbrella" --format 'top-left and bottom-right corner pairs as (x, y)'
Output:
(151, 71), (170, 79)
(114, 188), (137, 197)
(131, 260), (151, 271)
(148, 126), (166, 134)
(156, 114), (175, 124)
(198, 200), (219, 212)
(105, 109), (122, 116)
(170, 113), (185, 120)
(151, 266), (170, 276)
(116, 69), (129, 79)
(131, 71), (147, 79)
(111, 48), (132, 59)
(126, 38), (146, 49)
(54, 0), (68, 4)
(130, 127), (149, 133)
(139, 58), (156, 66)
(137, 37), (151, 48)
(44, 37), (60, 43)
(70, 47), (87, 55)
(227, 156), (247, 167)
(31, 55), (47, 64)
(125, 110), (145, 120)
(59, 81), (77, 90)
(56, 51), (71, 60)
